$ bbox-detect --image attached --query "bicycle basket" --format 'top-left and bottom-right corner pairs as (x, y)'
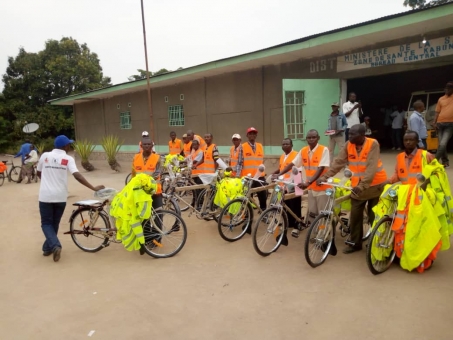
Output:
(94, 188), (118, 200)
(198, 173), (217, 185)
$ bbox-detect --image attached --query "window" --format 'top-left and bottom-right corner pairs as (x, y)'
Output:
(180, 94), (184, 101)
(168, 105), (185, 126)
(285, 91), (304, 139)
(120, 111), (132, 129)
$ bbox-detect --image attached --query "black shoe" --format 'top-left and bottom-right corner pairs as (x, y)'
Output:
(139, 244), (145, 256)
(342, 246), (362, 254)
(43, 251), (52, 256)
(276, 233), (289, 247)
(242, 224), (251, 235)
(53, 247), (62, 262)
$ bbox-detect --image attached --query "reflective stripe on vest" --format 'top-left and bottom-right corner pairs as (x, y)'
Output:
(230, 146), (240, 169)
(133, 153), (162, 194)
(241, 142), (264, 177)
(279, 150), (298, 180)
(301, 145), (329, 191)
(347, 138), (387, 187)
(202, 144), (216, 173)
(396, 149), (426, 185)
(169, 139), (182, 155)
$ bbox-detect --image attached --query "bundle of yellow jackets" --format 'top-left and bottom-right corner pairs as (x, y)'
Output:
(109, 173), (158, 251)
(163, 154), (185, 171)
(213, 174), (244, 213)
(371, 159), (453, 272)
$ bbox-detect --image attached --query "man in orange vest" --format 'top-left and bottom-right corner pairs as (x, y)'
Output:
(189, 139), (205, 207)
(229, 134), (242, 177)
(317, 124), (387, 254)
(277, 130), (330, 237)
(237, 127), (267, 211)
(272, 138), (301, 237)
(186, 130), (207, 152)
(181, 134), (190, 157)
(139, 131), (156, 154)
(168, 131), (182, 155)
(389, 130), (435, 184)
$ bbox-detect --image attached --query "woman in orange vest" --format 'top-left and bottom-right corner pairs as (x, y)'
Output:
(229, 133), (242, 176)
(317, 124), (387, 254)
(168, 131), (182, 155)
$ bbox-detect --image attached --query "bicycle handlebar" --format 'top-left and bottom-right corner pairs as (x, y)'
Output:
(321, 182), (353, 190)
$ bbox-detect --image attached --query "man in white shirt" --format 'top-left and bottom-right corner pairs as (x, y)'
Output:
(342, 92), (363, 142)
(37, 135), (104, 262)
(391, 107), (405, 150)
(21, 144), (39, 184)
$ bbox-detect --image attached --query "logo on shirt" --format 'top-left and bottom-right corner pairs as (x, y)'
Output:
(61, 159), (68, 166)
(136, 166), (142, 170)
(246, 153), (252, 156)
(44, 158), (48, 163)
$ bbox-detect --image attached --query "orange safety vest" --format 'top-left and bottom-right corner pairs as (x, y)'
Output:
(168, 138), (182, 155)
(279, 150), (298, 180)
(347, 138), (387, 187)
(132, 153), (162, 194)
(396, 149), (427, 185)
(241, 142), (265, 177)
(230, 145), (240, 175)
(183, 142), (192, 157)
(190, 149), (204, 175)
(301, 145), (329, 191)
(202, 144), (216, 173)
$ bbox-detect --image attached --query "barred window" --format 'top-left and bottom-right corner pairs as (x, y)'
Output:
(285, 91), (304, 139)
(168, 105), (185, 126)
(120, 111), (132, 129)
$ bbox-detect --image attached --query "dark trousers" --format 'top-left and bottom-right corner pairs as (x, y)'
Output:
(192, 177), (203, 207)
(421, 139), (427, 150)
(284, 196), (302, 228)
(349, 197), (379, 248)
(435, 122), (453, 165)
(345, 128), (350, 142)
(392, 128), (403, 149)
(252, 176), (268, 211)
(39, 201), (66, 252)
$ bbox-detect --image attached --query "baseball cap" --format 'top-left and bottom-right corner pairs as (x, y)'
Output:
(331, 102), (340, 107)
(246, 127), (258, 134)
(142, 131), (149, 137)
(232, 133), (241, 139)
(182, 134), (187, 138)
(54, 135), (74, 148)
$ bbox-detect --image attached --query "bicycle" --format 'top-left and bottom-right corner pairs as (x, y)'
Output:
(0, 158), (21, 183)
(65, 188), (187, 258)
(217, 174), (275, 243)
(304, 173), (372, 268)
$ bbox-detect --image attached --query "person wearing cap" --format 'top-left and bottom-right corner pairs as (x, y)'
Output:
(168, 131), (182, 155)
(326, 102), (347, 164)
(37, 135), (105, 262)
(139, 131), (156, 154)
(237, 127), (267, 211)
(434, 81), (453, 168)
(230, 134), (242, 176)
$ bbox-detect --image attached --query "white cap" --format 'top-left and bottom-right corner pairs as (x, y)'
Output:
(142, 131), (149, 137)
(232, 133), (241, 139)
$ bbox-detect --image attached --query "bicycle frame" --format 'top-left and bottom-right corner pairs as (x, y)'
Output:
(240, 176), (276, 214)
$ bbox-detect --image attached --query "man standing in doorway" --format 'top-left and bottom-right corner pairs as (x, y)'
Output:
(409, 101), (428, 150)
(326, 102), (347, 163)
(343, 92), (363, 142)
(434, 81), (453, 168)
(391, 107), (405, 150)
(237, 127), (267, 211)
(37, 135), (104, 262)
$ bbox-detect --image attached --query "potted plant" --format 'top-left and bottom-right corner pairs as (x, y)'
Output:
(73, 139), (96, 171)
(101, 135), (123, 172)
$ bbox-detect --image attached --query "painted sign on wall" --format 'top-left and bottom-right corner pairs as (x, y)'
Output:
(337, 36), (453, 72)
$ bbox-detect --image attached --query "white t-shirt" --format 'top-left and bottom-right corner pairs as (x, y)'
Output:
(391, 110), (405, 129)
(25, 150), (38, 164)
(37, 149), (79, 202)
(343, 101), (362, 128)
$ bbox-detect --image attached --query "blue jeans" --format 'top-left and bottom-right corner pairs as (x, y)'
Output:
(435, 123), (453, 165)
(39, 201), (66, 252)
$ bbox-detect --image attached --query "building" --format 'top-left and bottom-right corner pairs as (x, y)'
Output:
(51, 3), (453, 160)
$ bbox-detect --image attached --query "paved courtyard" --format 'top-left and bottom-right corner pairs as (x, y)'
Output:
(1, 152), (452, 340)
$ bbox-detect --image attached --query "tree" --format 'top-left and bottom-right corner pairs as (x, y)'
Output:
(128, 67), (183, 81)
(1, 37), (111, 145)
(404, 0), (453, 8)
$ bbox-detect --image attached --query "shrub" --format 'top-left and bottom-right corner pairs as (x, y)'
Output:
(73, 139), (95, 171)
(101, 135), (123, 172)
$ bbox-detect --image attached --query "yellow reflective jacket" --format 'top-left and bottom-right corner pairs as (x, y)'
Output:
(214, 177), (244, 213)
(110, 174), (157, 251)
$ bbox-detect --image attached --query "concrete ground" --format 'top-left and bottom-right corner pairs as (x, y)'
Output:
(1, 151), (453, 340)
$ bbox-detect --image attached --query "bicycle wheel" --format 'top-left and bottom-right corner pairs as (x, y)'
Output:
(366, 216), (396, 275)
(252, 206), (288, 256)
(69, 207), (110, 252)
(167, 180), (193, 212)
(162, 196), (182, 216)
(218, 198), (254, 242)
(160, 172), (170, 193)
(362, 207), (372, 241)
(196, 187), (221, 222)
(0, 173), (4, 186)
(9, 166), (21, 182)
(304, 213), (334, 268)
(125, 173), (132, 185)
(142, 209), (187, 258)
(32, 167), (38, 183)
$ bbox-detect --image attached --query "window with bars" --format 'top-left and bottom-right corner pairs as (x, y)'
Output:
(168, 105), (185, 126)
(120, 111), (132, 129)
(285, 91), (304, 139)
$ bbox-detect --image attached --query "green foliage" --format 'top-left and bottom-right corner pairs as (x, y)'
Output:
(403, 0), (452, 8)
(73, 139), (96, 171)
(0, 37), (111, 148)
(101, 135), (123, 172)
(35, 141), (46, 155)
(128, 67), (183, 81)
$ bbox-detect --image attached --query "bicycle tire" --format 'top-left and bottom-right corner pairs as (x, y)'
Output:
(252, 206), (288, 257)
(166, 180), (193, 212)
(0, 173), (4, 186)
(69, 207), (110, 252)
(304, 213), (334, 268)
(9, 165), (21, 183)
(366, 216), (396, 275)
(125, 173), (132, 185)
(162, 196), (182, 216)
(217, 198), (254, 242)
(33, 167), (38, 183)
(142, 209), (187, 258)
(196, 187), (220, 222)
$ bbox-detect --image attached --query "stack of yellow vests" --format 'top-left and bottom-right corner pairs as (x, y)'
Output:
(214, 171), (244, 212)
